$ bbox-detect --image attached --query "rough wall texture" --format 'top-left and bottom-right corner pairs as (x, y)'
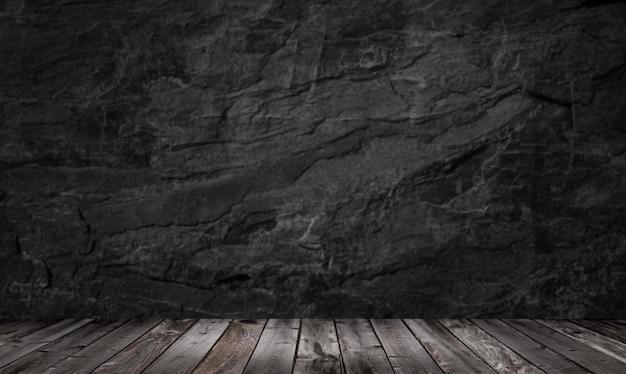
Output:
(1, 0), (625, 318)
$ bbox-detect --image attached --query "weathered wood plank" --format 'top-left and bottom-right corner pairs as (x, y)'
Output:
(5, 319), (626, 374)
(504, 319), (626, 374)
(608, 320), (626, 329)
(0, 320), (57, 346)
(193, 319), (266, 374)
(293, 319), (343, 374)
(537, 319), (626, 365)
(603, 320), (626, 334)
(0, 320), (127, 374)
(143, 319), (230, 374)
(370, 319), (442, 374)
(0, 319), (91, 369)
(472, 319), (590, 374)
(335, 319), (394, 374)
(573, 320), (626, 344)
(9, 320), (90, 345)
(41, 319), (161, 374)
(440, 319), (543, 374)
(404, 319), (496, 373)
(242, 319), (300, 374)
(92, 319), (195, 374)
(0, 320), (22, 332)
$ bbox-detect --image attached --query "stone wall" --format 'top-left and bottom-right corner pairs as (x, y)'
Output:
(1, 0), (625, 318)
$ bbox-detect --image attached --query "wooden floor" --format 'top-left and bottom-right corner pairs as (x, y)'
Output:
(0, 319), (625, 373)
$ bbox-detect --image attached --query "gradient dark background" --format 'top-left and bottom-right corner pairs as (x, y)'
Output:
(1, 0), (625, 318)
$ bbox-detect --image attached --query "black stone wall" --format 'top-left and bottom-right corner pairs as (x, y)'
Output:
(1, 0), (625, 318)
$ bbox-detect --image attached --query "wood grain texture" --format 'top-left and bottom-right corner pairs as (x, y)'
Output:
(93, 319), (195, 374)
(143, 319), (230, 374)
(504, 319), (626, 374)
(335, 319), (394, 374)
(0, 319), (91, 368)
(573, 320), (626, 344)
(471, 319), (591, 374)
(536, 319), (626, 365)
(370, 319), (442, 374)
(404, 319), (496, 373)
(604, 320), (626, 333)
(0, 321), (21, 332)
(242, 319), (300, 374)
(0, 320), (127, 374)
(193, 319), (266, 374)
(41, 319), (161, 374)
(293, 319), (343, 374)
(439, 319), (543, 374)
(0, 320), (57, 346)
(2, 319), (626, 374)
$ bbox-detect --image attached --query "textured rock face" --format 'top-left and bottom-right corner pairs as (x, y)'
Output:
(1, 0), (625, 318)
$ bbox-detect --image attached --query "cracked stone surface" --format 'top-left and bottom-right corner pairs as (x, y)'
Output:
(1, 0), (625, 318)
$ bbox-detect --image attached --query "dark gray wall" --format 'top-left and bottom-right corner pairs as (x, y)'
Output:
(1, 0), (625, 318)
